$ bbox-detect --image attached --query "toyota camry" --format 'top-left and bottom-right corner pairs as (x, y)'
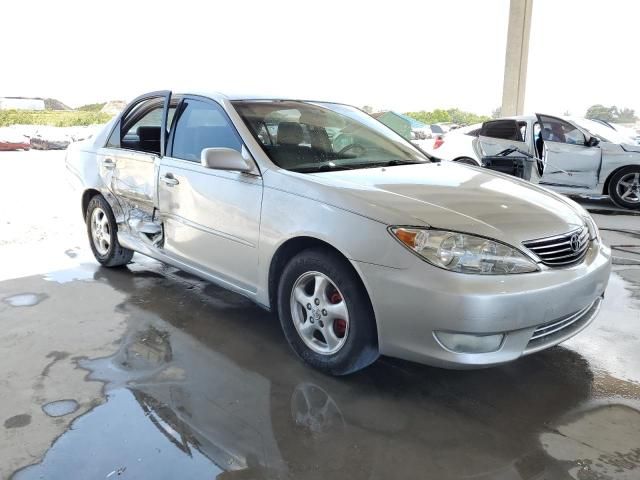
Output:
(65, 91), (612, 375)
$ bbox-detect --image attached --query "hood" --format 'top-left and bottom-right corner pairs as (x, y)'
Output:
(621, 143), (640, 153)
(308, 163), (585, 245)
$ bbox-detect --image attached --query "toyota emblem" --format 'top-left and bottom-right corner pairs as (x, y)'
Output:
(570, 234), (580, 252)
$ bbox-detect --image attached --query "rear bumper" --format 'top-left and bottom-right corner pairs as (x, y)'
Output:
(355, 240), (611, 368)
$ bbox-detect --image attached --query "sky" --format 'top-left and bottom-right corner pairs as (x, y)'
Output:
(1, 0), (638, 117)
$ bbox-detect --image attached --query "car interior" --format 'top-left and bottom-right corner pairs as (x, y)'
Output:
(115, 99), (178, 156)
(263, 121), (334, 168)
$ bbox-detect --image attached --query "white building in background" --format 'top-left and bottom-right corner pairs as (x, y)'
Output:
(0, 97), (45, 110)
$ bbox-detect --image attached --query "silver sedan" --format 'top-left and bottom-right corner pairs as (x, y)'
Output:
(66, 91), (612, 374)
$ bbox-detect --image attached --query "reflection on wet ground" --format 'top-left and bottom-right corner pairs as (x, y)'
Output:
(1, 251), (638, 480)
(0, 152), (639, 479)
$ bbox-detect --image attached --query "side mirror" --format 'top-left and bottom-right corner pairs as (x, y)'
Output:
(201, 147), (253, 172)
(586, 136), (600, 147)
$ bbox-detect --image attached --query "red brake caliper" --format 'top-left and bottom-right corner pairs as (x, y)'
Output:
(330, 292), (347, 338)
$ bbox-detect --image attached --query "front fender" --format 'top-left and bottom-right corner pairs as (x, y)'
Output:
(255, 185), (412, 309)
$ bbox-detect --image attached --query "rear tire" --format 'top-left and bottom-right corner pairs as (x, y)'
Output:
(277, 248), (379, 375)
(86, 194), (134, 267)
(608, 166), (640, 210)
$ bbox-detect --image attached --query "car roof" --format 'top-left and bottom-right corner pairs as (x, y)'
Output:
(177, 91), (340, 104)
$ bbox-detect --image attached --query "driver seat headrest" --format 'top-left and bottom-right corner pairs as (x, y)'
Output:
(277, 122), (303, 145)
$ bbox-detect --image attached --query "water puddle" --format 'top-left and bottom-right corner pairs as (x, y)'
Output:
(44, 264), (99, 284)
(2, 293), (48, 307)
(541, 404), (640, 479)
(42, 400), (79, 418)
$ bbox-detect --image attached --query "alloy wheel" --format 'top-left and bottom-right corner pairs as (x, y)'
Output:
(616, 172), (640, 204)
(289, 271), (350, 355)
(90, 207), (111, 255)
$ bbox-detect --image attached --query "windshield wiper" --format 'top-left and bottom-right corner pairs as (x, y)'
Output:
(289, 159), (425, 173)
(289, 164), (356, 173)
(384, 159), (425, 166)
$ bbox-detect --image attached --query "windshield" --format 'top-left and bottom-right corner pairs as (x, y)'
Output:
(232, 100), (430, 173)
(571, 117), (633, 145)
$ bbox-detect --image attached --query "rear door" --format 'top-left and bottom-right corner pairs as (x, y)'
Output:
(158, 96), (263, 293)
(536, 114), (601, 189)
(102, 91), (172, 227)
(472, 119), (531, 158)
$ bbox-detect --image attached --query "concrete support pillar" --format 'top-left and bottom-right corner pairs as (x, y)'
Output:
(501, 0), (533, 116)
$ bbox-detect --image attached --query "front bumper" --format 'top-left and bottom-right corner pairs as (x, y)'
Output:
(355, 240), (611, 368)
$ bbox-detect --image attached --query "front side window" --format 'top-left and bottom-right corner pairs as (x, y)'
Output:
(232, 100), (430, 172)
(170, 99), (242, 162)
(538, 115), (586, 146)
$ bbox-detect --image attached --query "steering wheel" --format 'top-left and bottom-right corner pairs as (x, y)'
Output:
(337, 143), (367, 157)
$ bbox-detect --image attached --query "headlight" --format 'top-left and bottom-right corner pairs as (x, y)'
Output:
(390, 227), (539, 274)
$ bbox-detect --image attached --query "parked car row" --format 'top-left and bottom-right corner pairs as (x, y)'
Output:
(430, 114), (640, 209)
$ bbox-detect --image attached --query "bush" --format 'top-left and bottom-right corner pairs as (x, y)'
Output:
(77, 102), (107, 112)
(404, 108), (490, 126)
(0, 110), (112, 127)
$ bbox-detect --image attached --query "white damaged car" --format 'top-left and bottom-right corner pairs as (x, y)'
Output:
(433, 114), (640, 209)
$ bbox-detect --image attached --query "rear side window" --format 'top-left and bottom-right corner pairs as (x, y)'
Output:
(106, 97), (176, 155)
(480, 120), (524, 142)
(170, 99), (242, 162)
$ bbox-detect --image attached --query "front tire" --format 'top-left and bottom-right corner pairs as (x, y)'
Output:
(85, 194), (134, 267)
(609, 166), (640, 210)
(277, 248), (379, 375)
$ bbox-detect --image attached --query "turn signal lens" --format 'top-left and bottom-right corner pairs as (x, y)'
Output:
(390, 227), (539, 274)
(394, 228), (418, 246)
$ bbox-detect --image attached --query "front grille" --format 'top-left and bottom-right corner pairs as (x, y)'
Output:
(527, 296), (602, 349)
(522, 226), (590, 266)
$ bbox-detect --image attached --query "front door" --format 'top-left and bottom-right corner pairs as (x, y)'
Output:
(536, 114), (601, 189)
(101, 91), (172, 226)
(158, 97), (263, 293)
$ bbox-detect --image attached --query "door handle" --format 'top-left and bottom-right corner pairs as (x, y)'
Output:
(102, 158), (116, 170)
(160, 173), (179, 186)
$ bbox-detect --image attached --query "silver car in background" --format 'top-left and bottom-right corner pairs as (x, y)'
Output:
(435, 114), (640, 209)
(66, 91), (611, 374)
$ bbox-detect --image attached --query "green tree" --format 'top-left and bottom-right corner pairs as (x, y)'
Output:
(617, 107), (637, 123)
(404, 108), (489, 126)
(585, 104), (618, 122)
(585, 104), (637, 123)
